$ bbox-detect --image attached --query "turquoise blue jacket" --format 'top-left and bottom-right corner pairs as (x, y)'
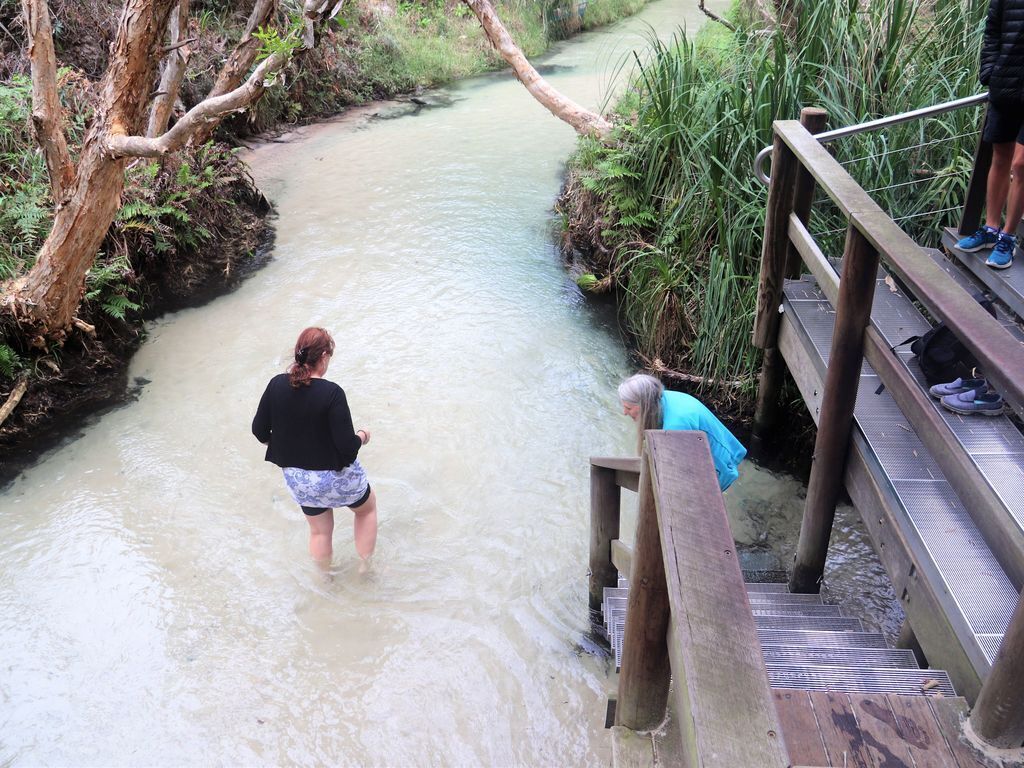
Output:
(660, 391), (746, 491)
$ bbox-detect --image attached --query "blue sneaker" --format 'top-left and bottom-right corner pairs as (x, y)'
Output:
(957, 225), (1000, 252)
(941, 389), (1005, 416)
(987, 233), (1015, 269)
(928, 377), (988, 399)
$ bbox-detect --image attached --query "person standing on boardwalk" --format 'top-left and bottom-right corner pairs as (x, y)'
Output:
(618, 373), (746, 491)
(252, 327), (378, 569)
(955, 0), (1024, 270)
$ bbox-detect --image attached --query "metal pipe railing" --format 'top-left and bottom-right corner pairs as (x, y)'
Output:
(754, 92), (989, 184)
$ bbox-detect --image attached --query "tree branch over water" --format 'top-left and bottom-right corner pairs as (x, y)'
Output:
(462, 0), (612, 140)
(699, 1), (736, 31)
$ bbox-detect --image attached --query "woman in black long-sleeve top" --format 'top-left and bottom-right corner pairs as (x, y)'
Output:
(253, 327), (377, 568)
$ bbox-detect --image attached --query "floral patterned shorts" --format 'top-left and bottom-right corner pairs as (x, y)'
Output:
(282, 461), (370, 511)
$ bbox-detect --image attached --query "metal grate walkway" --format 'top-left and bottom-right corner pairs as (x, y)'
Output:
(783, 268), (1018, 672)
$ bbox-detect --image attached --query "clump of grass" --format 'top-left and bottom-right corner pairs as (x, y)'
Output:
(560, 0), (987, 407)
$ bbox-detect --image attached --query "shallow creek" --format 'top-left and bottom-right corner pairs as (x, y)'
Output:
(0, 1), (898, 763)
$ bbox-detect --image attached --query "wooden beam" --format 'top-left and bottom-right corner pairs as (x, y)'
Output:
(590, 456), (641, 473)
(788, 214), (837, 296)
(785, 107), (829, 279)
(752, 108), (828, 458)
(616, 469), (639, 492)
(615, 449), (671, 730)
(589, 464), (621, 612)
(971, 588), (1024, 749)
(649, 430), (789, 766)
(791, 225), (880, 593)
(753, 130), (801, 349)
(611, 539), (633, 575)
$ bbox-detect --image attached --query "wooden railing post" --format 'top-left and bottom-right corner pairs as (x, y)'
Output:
(790, 224), (880, 593)
(970, 589), (1024, 749)
(753, 111), (828, 460)
(785, 108), (829, 278)
(960, 104), (991, 236)
(589, 463), (621, 612)
(615, 444), (671, 730)
(751, 117), (811, 459)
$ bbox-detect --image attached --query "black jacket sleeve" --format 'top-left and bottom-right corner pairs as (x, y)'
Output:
(252, 380), (273, 444)
(328, 386), (363, 462)
(981, 0), (1003, 86)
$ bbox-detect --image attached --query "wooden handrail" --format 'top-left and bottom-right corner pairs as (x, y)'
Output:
(755, 115), (1024, 746)
(772, 120), (1024, 421)
(615, 431), (789, 765)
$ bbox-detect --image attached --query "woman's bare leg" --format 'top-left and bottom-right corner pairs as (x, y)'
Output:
(306, 509), (335, 568)
(351, 489), (378, 561)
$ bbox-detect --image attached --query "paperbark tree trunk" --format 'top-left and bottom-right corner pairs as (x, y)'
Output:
(6, 0), (306, 341)
(187, 0), (277, 146)
(146, 0), (191, 138)
(462, 0), (612, 140)
(22, 0), (75, 202)
(7, 0), (175, 342)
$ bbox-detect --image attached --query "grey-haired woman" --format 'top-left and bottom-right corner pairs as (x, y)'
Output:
(618, 373), (746, 491)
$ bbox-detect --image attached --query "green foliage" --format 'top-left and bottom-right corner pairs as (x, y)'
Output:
(0, 71), (89, 281)
(566, 0), (987, 402)
(0, 75), (52, 280)
(254, 17), (304, 63)
(0, 344), (22, 380)
(85, 254), (140, 321)
(116, 150), (217, 256)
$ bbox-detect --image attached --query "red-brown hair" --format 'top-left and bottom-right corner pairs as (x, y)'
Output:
(288, 327), (335, 387)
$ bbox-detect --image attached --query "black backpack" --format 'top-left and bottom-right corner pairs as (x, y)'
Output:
(901, 292), (996, 385)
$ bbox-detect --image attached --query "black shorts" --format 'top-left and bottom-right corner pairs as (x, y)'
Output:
(984, 100), (1024, 144)
(301, 484), (372, 516)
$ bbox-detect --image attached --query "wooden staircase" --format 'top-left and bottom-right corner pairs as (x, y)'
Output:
(602, 577), (990, 767)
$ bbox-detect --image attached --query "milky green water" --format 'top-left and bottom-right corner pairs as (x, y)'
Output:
(0, 1), (900, 764)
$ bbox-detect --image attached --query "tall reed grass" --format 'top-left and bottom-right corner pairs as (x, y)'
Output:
(562, 0), (987, 407)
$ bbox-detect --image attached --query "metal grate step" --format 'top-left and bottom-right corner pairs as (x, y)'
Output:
(766, 663), (956, 696)
(747, 592), (825, 606)
(751, 605), (844, 618)
(756, 615), (864, 632)
(745, 582), (790, 592)
(757, 628), (888, 648)
(759, 644), (919, 669)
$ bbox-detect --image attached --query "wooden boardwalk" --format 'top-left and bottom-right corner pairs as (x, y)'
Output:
(594, 105), (1024, 767)
(775, 690), (986, 767)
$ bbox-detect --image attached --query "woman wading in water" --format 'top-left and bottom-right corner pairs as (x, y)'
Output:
(252, 327), (378, 569)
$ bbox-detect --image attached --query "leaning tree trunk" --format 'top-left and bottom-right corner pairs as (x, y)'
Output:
(7, 0), (175, 341)
(462, 0), (611, 140)
(147, 0), (191, 138)
(187, 0), (276, 146)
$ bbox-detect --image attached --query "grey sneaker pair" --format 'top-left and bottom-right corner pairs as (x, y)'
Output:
(941, 388), (1005, 416)
(928, 377), (988, 399)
